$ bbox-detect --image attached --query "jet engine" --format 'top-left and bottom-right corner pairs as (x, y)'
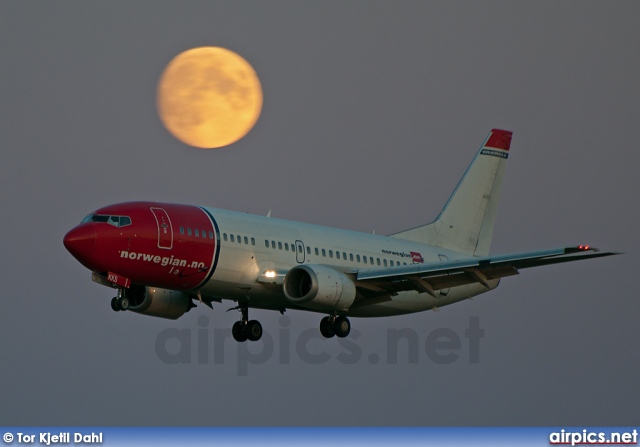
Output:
(124, 285), (192, 320)
(283, 264), (356, 311)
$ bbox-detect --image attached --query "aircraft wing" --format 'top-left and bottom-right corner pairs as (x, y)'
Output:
(352, 246), (620, 299)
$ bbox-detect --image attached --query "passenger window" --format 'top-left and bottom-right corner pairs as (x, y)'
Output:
(322, 249), (326, 257)
(307, 247), (311, 254)
(350, 254), (354, 261)
(356, 255), (361, 262)
(187, 228), (192, 236)
(315, 248), (319, 256)
(336, 251), (340, 260)
(236, 235), (241, 243)
(251, 237), (255, 246)
(363, 256), (368, 264)
(202, 229), (206, 238)
(390, 260), (394, 266)
(384, 259), (388, 267)
(329, 250), (333, 258)
(230, 234), (235, 242)
(265, 240), (269, 248)
(209, 231), (214, 239)
(180, 227), (185, 235)
(370, 257), (374, 264)
(244, 236), (249, 244)
(195, 229), (199, 237)
(377, 258), (381, 266)
(285, 243), (289, 251)
(271, 241), (276, 249)
(223, 233), (228, 241)
(277, 242), (282, 250)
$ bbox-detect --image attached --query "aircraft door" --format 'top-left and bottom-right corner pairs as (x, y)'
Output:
(295, 240), (305, 263)
(150, 207), (174, 249)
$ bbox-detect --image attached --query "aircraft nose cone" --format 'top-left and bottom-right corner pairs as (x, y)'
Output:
(63, 224), (96, 265)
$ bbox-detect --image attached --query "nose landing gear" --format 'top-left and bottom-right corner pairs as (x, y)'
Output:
(110, 289), (129, 311)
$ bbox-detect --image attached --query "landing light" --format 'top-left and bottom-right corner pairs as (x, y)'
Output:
(265, 270), (276, 278)
(578, 245), (590, 251)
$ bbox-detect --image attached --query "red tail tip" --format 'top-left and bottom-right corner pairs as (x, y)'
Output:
(485, 129), (513, 150)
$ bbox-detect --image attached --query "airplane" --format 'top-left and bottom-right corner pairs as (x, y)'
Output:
(63, 129), (618, 342)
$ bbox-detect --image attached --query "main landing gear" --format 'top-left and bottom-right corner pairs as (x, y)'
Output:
(110, 289), (129, 312)
(231, 304), (263, 342)
(320, 314), (351, 338)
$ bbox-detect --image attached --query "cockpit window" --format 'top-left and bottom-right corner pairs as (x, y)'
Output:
(82, 214), (108, 223)
(81, 213), (131, 227)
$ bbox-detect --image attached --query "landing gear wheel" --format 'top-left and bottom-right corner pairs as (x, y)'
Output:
(230, 304), (262, 342)
(117, 297), (129, 311)
(232, 321), (248, 342)
(320, 316), (335, 338)
(334, 316), (351, 338)
(112, 296), (129, 311)
(246, 320), (263, 341)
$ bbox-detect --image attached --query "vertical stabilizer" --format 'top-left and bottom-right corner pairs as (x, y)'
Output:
(391, 129), (512, 256)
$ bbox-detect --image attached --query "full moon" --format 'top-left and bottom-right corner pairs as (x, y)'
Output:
(157, 47), (263, 149)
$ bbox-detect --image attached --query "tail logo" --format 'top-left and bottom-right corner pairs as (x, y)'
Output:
(480, 148), (509, 159)
(480, 129), (512, 159)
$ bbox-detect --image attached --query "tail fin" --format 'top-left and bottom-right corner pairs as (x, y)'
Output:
(390, 129), (512, 256)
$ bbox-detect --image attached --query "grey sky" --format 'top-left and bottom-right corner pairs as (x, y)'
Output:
(1, 2), (637, 426)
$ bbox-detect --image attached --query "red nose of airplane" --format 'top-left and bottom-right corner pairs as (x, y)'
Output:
(63, 224), (96, 265)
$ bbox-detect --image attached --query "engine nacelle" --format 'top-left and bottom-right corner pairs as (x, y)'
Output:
(124, 285), (192, 320)
(283, 264), (356, 312)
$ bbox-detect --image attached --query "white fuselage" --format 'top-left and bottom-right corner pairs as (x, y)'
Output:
(201, 207), (495, 317)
